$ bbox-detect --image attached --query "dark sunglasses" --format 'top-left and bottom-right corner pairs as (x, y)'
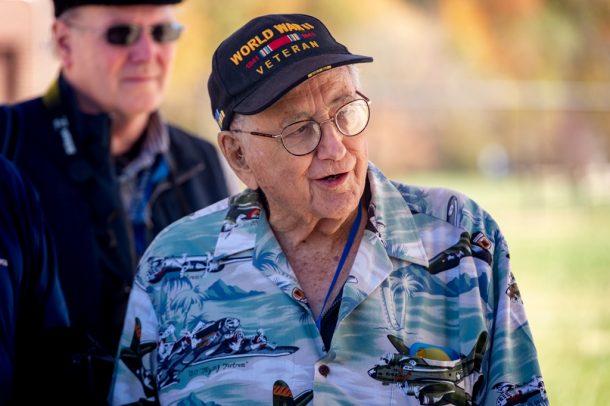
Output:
(106, 22), (184, 46)
(65, 20), (184, 46)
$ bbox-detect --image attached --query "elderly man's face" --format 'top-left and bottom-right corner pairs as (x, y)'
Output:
(54, 5), (178, 118)
(235, 66), (369, 224)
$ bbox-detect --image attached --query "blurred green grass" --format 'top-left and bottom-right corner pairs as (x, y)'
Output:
(399, 171), (610, 406)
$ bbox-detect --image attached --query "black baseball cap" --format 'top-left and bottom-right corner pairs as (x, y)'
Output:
(208, 13), (373, 130)
(53, 0), (183, 17)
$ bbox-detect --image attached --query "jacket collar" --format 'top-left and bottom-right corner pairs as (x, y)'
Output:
(44, 75), (111, 150)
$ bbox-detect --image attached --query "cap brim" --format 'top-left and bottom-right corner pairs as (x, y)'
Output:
(233, 53), (373, 115)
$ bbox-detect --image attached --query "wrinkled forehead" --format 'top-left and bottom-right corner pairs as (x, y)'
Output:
(231, 65), (357, 129)
(268, 66), (356, 113)
(286, 66), (354, 99)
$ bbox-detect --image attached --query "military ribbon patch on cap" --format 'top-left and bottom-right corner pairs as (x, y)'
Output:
(258, 33), (302, 57)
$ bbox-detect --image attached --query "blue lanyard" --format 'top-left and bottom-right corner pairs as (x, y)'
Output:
(315, 202), (363, 330)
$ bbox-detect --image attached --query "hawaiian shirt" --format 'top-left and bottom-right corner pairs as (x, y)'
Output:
(109, 163), (548, 406)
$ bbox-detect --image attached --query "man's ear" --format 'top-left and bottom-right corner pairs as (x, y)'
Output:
(217, 131), (259, 190)
(53, 20), (73, 68)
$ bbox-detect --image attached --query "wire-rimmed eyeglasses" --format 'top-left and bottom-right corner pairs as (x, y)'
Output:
(231, 91), (371, 156)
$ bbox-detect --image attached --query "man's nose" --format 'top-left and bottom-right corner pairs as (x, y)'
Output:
(315, 119), (347, 160)
(129, 28), (155, 61)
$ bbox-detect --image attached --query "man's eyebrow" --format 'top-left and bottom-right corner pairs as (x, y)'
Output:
(287, 109), (312, 120)
(328, 88), (358, 104)
(327, 92), (356, 112)
(279, 110), (310, 126)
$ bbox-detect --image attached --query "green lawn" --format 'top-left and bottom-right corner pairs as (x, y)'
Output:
(399, 171), (610, 406)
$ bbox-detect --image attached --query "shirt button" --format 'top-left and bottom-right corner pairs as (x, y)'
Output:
(318, 364), (330, 377)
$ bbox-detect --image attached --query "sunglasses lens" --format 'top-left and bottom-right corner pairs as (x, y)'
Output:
(152, 22), (183, 43)
(106, 25), (140, 45)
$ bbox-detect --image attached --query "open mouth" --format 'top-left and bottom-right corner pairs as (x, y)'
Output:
(320, 172), (348, 183)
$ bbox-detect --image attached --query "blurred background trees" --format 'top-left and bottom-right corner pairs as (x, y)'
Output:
(2, 0), (609, 194)
(159, 0), (610, 205)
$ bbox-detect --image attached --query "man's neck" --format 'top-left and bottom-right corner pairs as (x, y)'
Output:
(109, 112), (150, 157)
(270, 201), (363, 255)
(270, 203), (366, 319)
(69, 82), (151, 156)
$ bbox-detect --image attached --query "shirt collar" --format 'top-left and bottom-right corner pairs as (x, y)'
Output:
(365, 162), (429, 267)
(213, 164), (429, 268)
(117, 111), (169, 181)
(213, 190), (264, 259)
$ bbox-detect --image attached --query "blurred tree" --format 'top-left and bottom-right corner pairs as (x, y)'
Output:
(161, 0), (610, 179)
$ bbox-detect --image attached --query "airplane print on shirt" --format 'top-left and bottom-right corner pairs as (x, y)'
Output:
(368, 332), (488, 406)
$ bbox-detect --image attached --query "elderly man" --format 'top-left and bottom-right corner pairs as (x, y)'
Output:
(110, 14), (548, 405)
(0, 0), (230, 403)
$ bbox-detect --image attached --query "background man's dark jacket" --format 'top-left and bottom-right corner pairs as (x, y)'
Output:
(0, 156), (70, 405)
(1, 77), (230, 403)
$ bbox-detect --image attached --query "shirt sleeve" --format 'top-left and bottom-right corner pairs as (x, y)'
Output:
(109, 279), (160, 405)
(479, 225), (548, 405)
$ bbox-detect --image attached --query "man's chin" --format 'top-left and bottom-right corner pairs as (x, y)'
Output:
(116, 98), (162, 117)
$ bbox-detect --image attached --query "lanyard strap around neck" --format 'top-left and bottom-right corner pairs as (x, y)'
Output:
(315, 201), (363, 330)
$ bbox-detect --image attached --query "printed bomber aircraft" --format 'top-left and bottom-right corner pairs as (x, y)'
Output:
(368, 331), (488, 405)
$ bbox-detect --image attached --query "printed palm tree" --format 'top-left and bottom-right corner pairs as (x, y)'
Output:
(386, 242), (409, 259)
(391, 271), (421, 329)
(158, 275), (193, 320)
(255, 250), (300, 286)
(253, 251), (281, 273)
(254, 251), (313, 326)
(170, 285), (206, 328)
(297, 302), (311, 325)
(381, 270), (422, 330)
(400, 186), (429, 214)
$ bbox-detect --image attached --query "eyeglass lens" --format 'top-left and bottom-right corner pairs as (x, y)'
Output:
(105, 22), (183, 46)
(281, 99), (370, 155)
